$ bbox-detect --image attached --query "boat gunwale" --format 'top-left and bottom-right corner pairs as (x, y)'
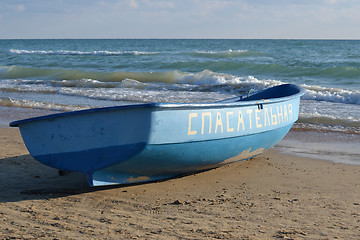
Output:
(9, 84), (305, 127)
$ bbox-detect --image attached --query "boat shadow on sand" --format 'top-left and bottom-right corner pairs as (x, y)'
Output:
(0, 154), (215, 203)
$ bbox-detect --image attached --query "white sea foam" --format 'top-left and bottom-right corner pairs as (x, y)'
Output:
(301, 84), (360, 105)
(299, 112), (360, 128)
(0, 97), (87, 111)
(297, 99), (360, 134)
(195, 49), (247, 54)
(57, 87), (229, 104)
(193, 49), (270, 58)
(9, 49), (159, 56)
(177, 70), (283, 89)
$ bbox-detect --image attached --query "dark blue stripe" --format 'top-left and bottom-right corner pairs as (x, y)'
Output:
(34, 142), (146, 174)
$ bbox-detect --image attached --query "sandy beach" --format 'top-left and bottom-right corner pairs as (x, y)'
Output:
(0, 127), (359, 239)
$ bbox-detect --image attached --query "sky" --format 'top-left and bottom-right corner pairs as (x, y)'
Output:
(1, 0), (360, 39)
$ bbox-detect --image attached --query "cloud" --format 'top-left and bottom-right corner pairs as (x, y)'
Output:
(6, 4), (25, 12)
(1, 0), (360, 39)
(323, 0), (348, 3)
(128, 0), (139, 8)
(145, 1), (175, 9)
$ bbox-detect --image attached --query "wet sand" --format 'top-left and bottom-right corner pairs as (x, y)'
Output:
(1, 127), (359, 239)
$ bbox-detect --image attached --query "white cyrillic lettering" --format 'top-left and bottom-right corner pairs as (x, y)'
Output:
(270, 107), (277, 125)
(264, 107), (270, 127)
(277, 106), (283, 124)
(288, 104), (293, 120)
(255, 109), (262, 128)
(246, 109), (253, 129)
(226, 111), (234, 132)
(201, 112), (212, 134)
(284, 105), (288, 122)
(215, 112), (224, 133)
(237, 110), (245, 131)
(188, 113), (198, 135)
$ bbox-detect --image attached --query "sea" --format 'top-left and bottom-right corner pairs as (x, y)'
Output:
(1, 39), (359, 164)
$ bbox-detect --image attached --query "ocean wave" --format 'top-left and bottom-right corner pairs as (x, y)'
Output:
(301, 84), (360, 105)
(0, 65), (282, 89)
(57, 87), (231, 104)
(3, 61), (360, 88)
(170, 60), (360, 80)
(0, 97), (88, 111)
(312, 66), (360, 79)
(296, 119), (360, 135)
(297, 98), (360, 134)
(0, 66), (179, 83)
(191, 49), (271, 58)
(9, 49), (159, 56)
(0, 66), (10, 74)
(2, 66), (360, 106)
(298, 112), (360, 129)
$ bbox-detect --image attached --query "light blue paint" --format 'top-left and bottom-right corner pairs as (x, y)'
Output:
(91, 124), (291, 186)
(10, 84), (305, 186)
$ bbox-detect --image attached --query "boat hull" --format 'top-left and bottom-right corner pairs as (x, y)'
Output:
(91, 124), (292, 186)
(10, 84), (305, 186)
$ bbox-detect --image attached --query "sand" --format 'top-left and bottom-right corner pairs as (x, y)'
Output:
(1, 127), (359, 239)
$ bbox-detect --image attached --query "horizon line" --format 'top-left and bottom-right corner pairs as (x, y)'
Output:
(1, 38), (360, 41)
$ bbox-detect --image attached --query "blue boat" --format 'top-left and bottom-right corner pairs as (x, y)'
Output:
(10, 84), (305, 186)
